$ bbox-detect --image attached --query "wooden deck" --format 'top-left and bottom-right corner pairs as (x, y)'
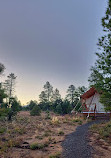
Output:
(82, 112), (111, 120)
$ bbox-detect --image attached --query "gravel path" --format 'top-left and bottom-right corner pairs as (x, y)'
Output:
(62, 121), (98, 158)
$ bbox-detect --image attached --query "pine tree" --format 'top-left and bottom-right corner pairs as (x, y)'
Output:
(0, 63), (5, 76)
(66, 85), (76, 106)
(39, 91), (47, 103)
(7, 73), (17, 99)
(51, 88), (61, 103)
(43, 81), (53, 102)
(77, 86), (87, 96)
(89, 0), (111, 110)
(0, 83), (7, 104)
(3, 73), (17, 106)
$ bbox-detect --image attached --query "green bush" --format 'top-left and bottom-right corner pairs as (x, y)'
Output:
(90, 121), (111, 139)
(49, 152), (61, 158)
(90, 124), (98, 132)
(72, 118), (81, 123)
(62, 100), (73, 114)
(58, 131), (64, 136)
(99, 122), (111, 138)
(13, 127), (26, 134)
(45, 111), (51, 119)
(0, 108), (9, 117)
(78, 120), (83, 125)
(0, 127), (6, 134)
(30, 143), (43, 150)
(30, 105), (41, 116)
(30, 142), (48, 150)
(0, 98), (22, 121)
(56, 104), (62, 114)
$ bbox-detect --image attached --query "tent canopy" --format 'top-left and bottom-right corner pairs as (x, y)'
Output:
(81, 87), (96, 99)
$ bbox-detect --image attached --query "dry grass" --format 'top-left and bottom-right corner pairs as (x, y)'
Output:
(89, 121), (111, 158)
(0, 111), (84, 158)
(90, 121), (111, 141)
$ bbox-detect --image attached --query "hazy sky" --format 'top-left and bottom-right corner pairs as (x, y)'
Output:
(0, 0), (107, 104)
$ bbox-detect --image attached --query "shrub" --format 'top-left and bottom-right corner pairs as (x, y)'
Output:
(30, 142), (49, 150)
(72, 118), (80, 123)
(90, 124), (99, 132)
(7, 139), (15, 148)
(45, 111), (51, 119)
(58, 131), (64, 136)
(49, 152), (61, 158)
(30, 105), (41, 116)
(14, 127), (26, 134)
(51, 117), (59, 124)
(30, 143), (44, 150)
(90, 121), (111, 139)
(78, 120), (83, 125)
(43, 131), (50, 137)
(35, 136), (43, 140)
(0, 128), (6, 134)
(56, 104), (62, 114)
(99, 130), (109, 138)
(0, 108), (9, 118)
(48, 137), (53, 142)
(28, 100), (38, 110)
(7, 98), (22, 120)
(62, 100), (72, 114)
(99, 122), (111, 138)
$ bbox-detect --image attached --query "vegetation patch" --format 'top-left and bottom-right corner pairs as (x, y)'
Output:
(49, 152), (61, 158)
(90, 124), (98, 132)
(72, 118), (83, 125)
(30, 142), (49, 150)
(90, 121), (111, 141)
(30, 105), (41, 116)
(0, 111), (85, 157)
(51, 117), (59, 124)
(13, 127), (26, 134)
(35, 135), (43, 140)
(0, 128), (6, 134)
(58, 131), (64, 136)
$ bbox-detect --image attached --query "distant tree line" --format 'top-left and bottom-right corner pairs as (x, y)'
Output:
(0, 63), (87, 118)
(24, 81), (87, 115)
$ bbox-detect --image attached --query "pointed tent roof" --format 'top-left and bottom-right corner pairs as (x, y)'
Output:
(81, 87), (96, 99)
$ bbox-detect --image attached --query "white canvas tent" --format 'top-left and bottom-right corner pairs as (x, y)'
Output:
(81, 87), (110, 118)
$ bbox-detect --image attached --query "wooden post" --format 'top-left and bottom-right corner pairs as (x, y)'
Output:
(94, 104), (96, 120)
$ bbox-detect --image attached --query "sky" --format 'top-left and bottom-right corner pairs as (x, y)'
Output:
(0, 0), (108, 105)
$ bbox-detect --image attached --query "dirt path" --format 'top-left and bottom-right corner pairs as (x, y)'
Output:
(62, 121), (97, 158)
